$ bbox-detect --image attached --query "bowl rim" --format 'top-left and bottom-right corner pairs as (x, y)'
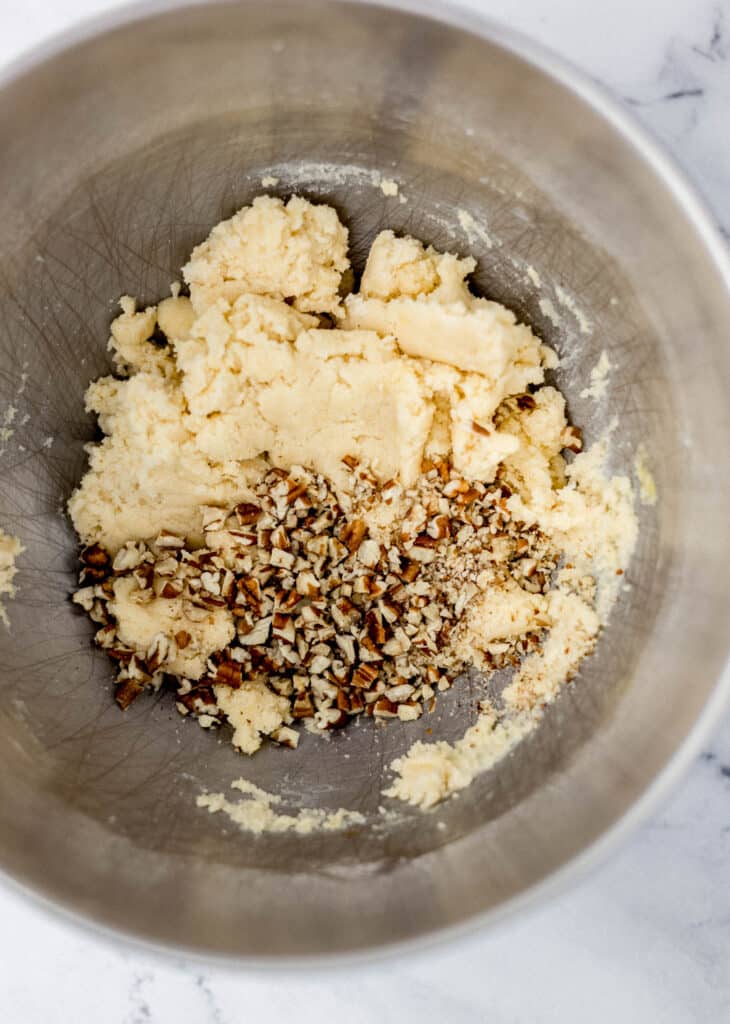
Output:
(1, 0), (729, 970)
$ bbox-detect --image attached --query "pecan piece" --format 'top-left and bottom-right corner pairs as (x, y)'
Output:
(115, 677), (145, 710)
(292, 691), (315, 718)
(351, 663), (379, 689)
(234, 502), (261, 526)
(215, 660), (242, 688)
(340, 519), (366, 554)
(364, 610), (386, 646)
(400, 560), (420, 583)
(373, 697), (398, 718)
(564, 425), (583, 453)
(174, 630), (191, 649)
(80, 543), (111, 569)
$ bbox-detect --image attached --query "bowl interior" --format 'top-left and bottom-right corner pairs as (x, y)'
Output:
(0, 1), (727, 958)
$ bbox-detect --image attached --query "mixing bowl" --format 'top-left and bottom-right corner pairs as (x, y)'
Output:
(0, 0), (729, 962)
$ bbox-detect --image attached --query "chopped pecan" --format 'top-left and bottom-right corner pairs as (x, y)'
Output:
(400, 560), (420, 583)
(215, 660), (242, 688)
(292, 691), (315, 718)
(80, 544), (110, 569)
(564, 425), (583, 453)
(115, 677), (145, 710)
(340, 519), (366, 553)
(234, 502), (261, 526)
(174, 630), (191, 649)
(373, 697), (398, 718)
(351, 663), (378, 689)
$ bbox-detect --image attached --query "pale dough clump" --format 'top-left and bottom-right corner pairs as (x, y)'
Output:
(0, 529), (23, 626)
(68, 369), (267, 553)
(342, 229), (552, 390)
(69, 192), (639, 811)
(184, 194), (348, 316)
(109, 575), (235, 679)
(175, 307), (433, 492)
(213, 680), (291, 756)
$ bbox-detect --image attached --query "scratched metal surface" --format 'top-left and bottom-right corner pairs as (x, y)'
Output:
(0, 1), (727, 959)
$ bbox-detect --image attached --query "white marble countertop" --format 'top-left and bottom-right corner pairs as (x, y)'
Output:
(2, 1), (730, 1020)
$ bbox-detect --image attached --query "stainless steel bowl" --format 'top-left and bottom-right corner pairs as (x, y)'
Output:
(0, 0), (728, 963)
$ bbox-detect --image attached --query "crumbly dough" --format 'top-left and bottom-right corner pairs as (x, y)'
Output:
(213, 680), (292, 755)
(384, 590), (600, 808)
(507, 439), (636, 617)
(580, 349), (612, 401)
(384, 709), (534, 809)
(0, 529), (23, 626)
(465, 580), (549, 647)
(197, 778), (364, 835)
(69, 192), (640, 813)
(502, 590), (600, 711)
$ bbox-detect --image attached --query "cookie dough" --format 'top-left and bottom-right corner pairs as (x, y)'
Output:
(69, 198), (556, 554)
(69, 193), (639, 806)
